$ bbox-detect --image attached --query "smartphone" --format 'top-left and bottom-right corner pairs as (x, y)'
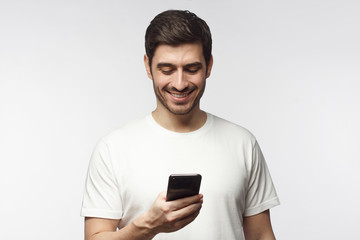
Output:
(166, 174), (202, 201)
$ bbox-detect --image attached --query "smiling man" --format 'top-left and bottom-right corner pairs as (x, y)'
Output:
(146, 42), (210, 132)
(81, 10), (280, 240)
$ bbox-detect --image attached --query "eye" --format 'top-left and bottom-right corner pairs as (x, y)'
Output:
(185, 67), (200, 74)
(160, 67), (174, 75)
(184, 63), (202, 74)
(161, 70), (173, 75)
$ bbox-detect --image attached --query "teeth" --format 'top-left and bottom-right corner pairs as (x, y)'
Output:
(171, 93), (188, 98)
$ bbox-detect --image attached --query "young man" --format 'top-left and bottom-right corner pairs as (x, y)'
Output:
(81, 10), (280, 240)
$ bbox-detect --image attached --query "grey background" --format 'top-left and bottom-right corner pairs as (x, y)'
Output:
(1, 0), (359, 239)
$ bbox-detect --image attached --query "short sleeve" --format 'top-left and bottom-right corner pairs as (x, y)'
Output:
(80, 138), (123, 219)
(243, 141), (280, 216)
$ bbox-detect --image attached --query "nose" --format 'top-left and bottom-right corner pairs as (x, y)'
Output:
(172, 69), (189, 91)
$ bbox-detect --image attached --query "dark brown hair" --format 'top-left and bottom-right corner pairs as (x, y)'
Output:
(145, 10), (212, 67)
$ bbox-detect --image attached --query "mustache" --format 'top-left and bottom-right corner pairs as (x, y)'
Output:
(165, 86), (196, 93)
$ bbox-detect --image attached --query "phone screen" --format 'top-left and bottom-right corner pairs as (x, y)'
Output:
(166, 174), (202, 201)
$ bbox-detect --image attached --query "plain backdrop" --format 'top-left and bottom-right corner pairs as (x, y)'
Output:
(1, 0), (359, 239)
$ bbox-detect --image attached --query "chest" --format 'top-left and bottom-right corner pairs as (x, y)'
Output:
(113, 137), (249, 224)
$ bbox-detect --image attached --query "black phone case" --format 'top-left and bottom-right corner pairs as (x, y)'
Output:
(166, 174), (202, 201)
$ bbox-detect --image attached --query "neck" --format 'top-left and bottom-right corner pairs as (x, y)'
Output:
(152, 108), (207, 133)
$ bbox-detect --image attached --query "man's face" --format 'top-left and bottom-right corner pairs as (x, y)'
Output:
(145, 42), (212, 116)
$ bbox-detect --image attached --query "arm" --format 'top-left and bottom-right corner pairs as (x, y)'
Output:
(243, 210), (276, 240)
(85, 192), (203, 240)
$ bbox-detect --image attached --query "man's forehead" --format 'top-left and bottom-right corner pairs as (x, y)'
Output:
(152, 42), (205, 64)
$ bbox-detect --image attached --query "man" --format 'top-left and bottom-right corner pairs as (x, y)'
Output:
(81, 10), (280, 240)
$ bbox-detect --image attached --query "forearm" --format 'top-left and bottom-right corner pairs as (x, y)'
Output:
(244, 230), (275, 240)
(86, 213), (157, 240)
(86, 193), (203, 240)
(243, 210), (276, 240)
(88, 216), (155, 240)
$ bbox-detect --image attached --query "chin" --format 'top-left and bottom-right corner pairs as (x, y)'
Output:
(167, 104), (198, 116)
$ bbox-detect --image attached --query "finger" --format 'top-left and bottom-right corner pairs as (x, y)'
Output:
(169, 208), (202, 231)
(168, 194), (203, 211)
(158, 191), (167, 200)
(168, 201), (202, 223)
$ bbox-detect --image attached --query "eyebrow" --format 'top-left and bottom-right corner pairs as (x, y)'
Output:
(185, 62), (203, 69)
(157, 63), (175, 69)
(156, 62), (203, 69)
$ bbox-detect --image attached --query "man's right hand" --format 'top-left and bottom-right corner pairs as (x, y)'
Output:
(132, 192), (203, 236)
(85, 192), (203, 240)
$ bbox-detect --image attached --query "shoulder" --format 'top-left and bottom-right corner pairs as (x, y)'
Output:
(209, 113), (257, 144)
(101, 115), (150, 145)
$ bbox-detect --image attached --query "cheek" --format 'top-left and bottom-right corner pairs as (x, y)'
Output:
(188, 74), (206, 86)
(153, 75), (172, 88)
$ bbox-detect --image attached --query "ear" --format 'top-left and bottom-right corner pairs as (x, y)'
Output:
(206, 55), (213, 78)
(144, 55), (153, 80)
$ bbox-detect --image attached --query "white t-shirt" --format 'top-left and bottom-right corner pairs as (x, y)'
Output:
(81, 113), (280, 239)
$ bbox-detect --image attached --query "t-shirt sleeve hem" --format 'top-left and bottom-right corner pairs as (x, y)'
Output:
(243, 197), (280, 217)
(80, 208), (122, 219)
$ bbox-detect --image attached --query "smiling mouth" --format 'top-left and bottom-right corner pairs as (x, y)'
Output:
(171, 92), (190, 98)
(167, 87), (194, 98)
